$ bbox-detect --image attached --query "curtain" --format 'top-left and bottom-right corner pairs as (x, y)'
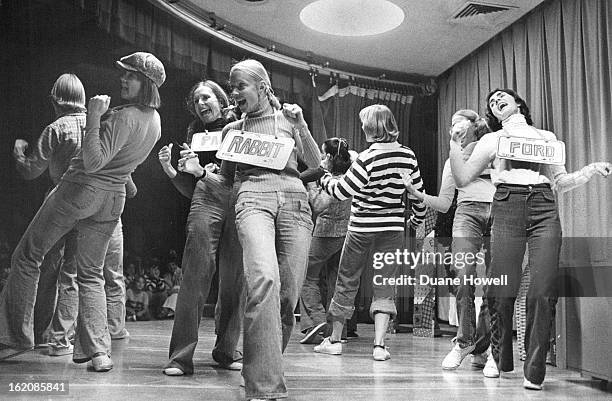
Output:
(313, 84), (415, 152)
(95, 0), (312, 107)
(437, 0), (612, 257)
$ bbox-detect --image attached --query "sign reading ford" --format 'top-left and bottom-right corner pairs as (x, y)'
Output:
(497, 135), (565, 165)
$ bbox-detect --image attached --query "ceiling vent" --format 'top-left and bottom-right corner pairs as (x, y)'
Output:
(451, 2), (513, 19)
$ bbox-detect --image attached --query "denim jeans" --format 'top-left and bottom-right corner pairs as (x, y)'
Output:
(328, 230), (402, 322)
(33, 221), (126, 346)
(165, 174), (244, 374)
(486, 184), (561, 385)
(235, 190), (313, 400)
(452, 201), (491, 354)
(299, 236), (345, 331)
(103, 221), (127, 338)
(33, 232), (76, 346)
(0, 180), (123, 362)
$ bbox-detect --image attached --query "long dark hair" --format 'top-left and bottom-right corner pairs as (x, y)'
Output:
(485, 88), (533, 132)
(323, 137), (351, 174)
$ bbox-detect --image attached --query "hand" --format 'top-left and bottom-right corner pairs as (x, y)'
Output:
(13, 139), (28, 157)
(204, 163), (219, 174)
(449, 120), (470, 145)
(158, 143), (173, 168)
(590, 161), (612, 178)
(400, 172), (420, 197)
(88, 95), (111, 118)
(178, 142), (196, 160)
(282, 103), (307, 129)
(178, 154), (203, 177)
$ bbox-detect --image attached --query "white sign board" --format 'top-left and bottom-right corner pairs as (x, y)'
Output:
(190, 131), (222, 151)
(496, 136), (565, 165)
(216, 129), (295, 170)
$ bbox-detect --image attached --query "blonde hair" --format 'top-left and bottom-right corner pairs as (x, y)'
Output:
(230, 59), (281, 110)
(452, 108), (490, 142)
(50, 73), (86, 112)
(359, 104), (399, 143)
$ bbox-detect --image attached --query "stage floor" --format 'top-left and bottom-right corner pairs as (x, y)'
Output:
(0, 318), (609, 400)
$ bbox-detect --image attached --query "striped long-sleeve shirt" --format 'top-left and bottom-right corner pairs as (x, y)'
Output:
(320, 141), (427, 232)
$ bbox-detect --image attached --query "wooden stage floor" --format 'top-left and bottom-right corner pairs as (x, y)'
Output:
(0, 318), (610, 400)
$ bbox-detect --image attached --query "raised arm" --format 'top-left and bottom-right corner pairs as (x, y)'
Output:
(449, 133), (496, 187)
(82, 96), (131, 173)
(544, 162), (612, 194)
(282, 103), (321, 168)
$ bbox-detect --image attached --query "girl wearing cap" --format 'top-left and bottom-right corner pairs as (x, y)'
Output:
(402, 109), (494, 371)
(158, 80), (244, 376)
(313, 104), (427, 361)
(0, 52), (164, 372)
(216, 59), (320, 400)
(449, 89), (612, 390)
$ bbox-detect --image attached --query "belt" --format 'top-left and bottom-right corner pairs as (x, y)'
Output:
(497, 183), (551, 190)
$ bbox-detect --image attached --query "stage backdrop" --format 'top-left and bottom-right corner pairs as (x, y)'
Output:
(437, 0), (612, 245)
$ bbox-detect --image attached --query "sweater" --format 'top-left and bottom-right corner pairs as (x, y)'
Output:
(220, 111), (320, 193)
(63, 104), (160, 192)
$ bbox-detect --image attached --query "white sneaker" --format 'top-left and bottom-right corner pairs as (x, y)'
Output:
(373, 345), (390, 361)
(523, 378), (542, 390)
(48, 343), (73, 357)
(441, 340), (475, 370)
(483, 352), (499, 378)
(471, 350), (488, 369)
(163, 367), (184, 376)
(313, 337), (342, 355)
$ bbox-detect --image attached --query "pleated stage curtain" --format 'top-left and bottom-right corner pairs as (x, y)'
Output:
(437, 0), (612, 253)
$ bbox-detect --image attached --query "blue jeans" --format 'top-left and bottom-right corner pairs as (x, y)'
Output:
(486, 184), (561, 385)
(235, 190), (313, 400)
(0, 180), (123, 361)
(33, 221), (126, 346)
(166, 174), (244, 374)
(33, 231), (77, 346)
(299, 236), (345, 331)
(452, 201), (491, 354)
(328, 230), (402, 322)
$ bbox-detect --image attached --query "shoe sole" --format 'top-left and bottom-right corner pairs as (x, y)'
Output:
(373, 356), (390, 361)
(218, 362), (242, 371)
(92, 365), (113, 372)
(300, 322), (327, 344)
(313, 348), (341, 355)
(442, 365), (460, 370)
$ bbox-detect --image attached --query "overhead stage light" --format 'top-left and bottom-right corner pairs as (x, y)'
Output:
(300, 0), (405, 37)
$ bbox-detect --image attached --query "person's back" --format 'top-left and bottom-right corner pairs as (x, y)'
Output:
(13, 73), (87, 185)
(63, 104), (160, 191)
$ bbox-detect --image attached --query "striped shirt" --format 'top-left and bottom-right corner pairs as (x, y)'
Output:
(320, 141), (427, 232)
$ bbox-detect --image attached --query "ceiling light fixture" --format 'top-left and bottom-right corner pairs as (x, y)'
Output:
(300, 0), (404, 36)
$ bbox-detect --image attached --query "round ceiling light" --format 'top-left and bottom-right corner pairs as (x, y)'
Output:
(300, 0), (404, 36)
